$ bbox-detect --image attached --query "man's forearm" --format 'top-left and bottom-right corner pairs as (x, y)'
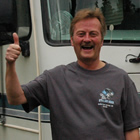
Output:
(6, 62), (27, 105)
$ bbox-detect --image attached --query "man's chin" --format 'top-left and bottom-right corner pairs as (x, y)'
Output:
(79, 57), (97, 63)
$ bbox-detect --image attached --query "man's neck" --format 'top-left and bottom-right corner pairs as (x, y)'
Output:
(78, 60), (105, 70)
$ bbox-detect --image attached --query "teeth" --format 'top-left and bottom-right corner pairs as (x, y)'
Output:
(82, 46), (93, 49)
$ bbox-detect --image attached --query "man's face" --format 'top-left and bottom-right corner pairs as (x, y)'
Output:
(71, 18), (103, 64)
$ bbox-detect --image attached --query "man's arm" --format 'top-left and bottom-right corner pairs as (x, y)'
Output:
(125, 128), (140, 140)
(5, 33), (27, 105)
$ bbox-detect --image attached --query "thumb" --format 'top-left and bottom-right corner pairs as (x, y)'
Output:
(13, 33), (19, 45)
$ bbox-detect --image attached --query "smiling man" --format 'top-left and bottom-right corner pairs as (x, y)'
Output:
(5, 8), (140, 140)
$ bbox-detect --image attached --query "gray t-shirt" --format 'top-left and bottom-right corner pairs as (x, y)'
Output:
(22, 62), (140, 140)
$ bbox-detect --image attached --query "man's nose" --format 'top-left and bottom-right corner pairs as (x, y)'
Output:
(83, 34), (91, 42)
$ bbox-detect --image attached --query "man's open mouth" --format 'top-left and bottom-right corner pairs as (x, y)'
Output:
(81, 46), (94, 50)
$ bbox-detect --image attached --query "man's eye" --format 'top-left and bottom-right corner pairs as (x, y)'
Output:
(77, 32), (85, 37)
(90, 32), (98, 37)
(90, 33), (96, 36)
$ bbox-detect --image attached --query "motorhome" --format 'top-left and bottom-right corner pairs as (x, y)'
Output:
(0, 0), (140, 140)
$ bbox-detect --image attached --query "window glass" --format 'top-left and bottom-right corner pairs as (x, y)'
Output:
(41, 0), (140, 45)
(103, 0), (140, 43)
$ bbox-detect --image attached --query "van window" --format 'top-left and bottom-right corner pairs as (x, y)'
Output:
(41, 0), (140, 46)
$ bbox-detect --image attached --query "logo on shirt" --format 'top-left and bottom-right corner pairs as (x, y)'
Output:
(98, 88), (115, 108)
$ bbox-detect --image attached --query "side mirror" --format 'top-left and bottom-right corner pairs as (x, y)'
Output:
(0, 0), (30, 57)
(0, 0), (17, 32)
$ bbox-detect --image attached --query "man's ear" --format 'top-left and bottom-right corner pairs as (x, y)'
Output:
(70, 37), (74, 46)
(101, 40), (104, 47)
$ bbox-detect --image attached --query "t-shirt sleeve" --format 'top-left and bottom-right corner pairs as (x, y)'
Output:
(21, 71), (50, 113)
(122, 80), (140, 131)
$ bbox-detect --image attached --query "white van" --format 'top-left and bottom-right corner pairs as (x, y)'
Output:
(0, 0), (140, 140)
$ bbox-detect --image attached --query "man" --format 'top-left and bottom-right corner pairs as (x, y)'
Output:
(5, 8), (140, 140)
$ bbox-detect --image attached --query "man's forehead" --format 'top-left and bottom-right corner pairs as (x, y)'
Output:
(74, 18), (101, 31)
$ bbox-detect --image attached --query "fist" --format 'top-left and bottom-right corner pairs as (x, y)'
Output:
(5, 33), (21, 63)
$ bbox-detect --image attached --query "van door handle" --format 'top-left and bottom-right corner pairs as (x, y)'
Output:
(125, 53), (140, 63)
(129, 53), (140, 63)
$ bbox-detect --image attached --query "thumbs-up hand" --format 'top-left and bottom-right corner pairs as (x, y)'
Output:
(5, 33), (21, 63)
